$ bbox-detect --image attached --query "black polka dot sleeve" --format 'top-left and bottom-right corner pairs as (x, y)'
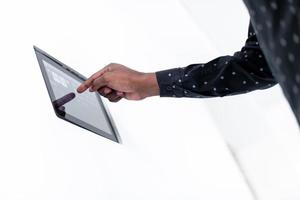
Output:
(155, 22), (278, 98)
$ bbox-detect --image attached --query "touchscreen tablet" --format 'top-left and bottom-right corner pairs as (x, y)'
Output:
(34, 46), (120, 143)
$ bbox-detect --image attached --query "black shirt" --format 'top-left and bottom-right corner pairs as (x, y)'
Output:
(155, 23), (277, 98)
(155, 1), (300, 126)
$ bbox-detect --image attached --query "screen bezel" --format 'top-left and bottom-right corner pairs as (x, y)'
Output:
(34, 46), (120, 143)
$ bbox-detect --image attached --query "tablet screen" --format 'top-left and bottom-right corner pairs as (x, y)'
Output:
(43, 59), (113, 133)
(35, 47), (119, 142)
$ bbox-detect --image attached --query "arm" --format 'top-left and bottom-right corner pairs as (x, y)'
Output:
(77, 22), (277, 102)
(156, 22), (278, 98)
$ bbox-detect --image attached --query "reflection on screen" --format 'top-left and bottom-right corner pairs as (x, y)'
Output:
(42, 59), (112, 135)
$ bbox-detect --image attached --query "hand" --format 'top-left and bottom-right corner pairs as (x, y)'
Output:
(77, 63), (160, 101)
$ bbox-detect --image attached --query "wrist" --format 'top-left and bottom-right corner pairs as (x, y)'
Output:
(136, 72), (160, 99)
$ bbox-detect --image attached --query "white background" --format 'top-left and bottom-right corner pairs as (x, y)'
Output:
(1, 0), (300, 199)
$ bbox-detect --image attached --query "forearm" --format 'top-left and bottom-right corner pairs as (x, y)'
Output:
(155, 54), (277, 98)
(154, 22), (278, 99)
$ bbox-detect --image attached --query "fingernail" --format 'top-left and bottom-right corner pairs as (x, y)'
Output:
(89, 87), (94, 92)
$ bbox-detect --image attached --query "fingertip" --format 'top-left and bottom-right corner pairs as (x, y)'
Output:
(77, 85), (86, 93)
(76, 87), (82, 93)
(79, 77), (95, 92)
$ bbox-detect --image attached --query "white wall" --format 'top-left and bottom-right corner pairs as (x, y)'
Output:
(1, 0), (300, 200)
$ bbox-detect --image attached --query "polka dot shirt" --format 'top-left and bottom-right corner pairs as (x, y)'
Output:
(243, 0), (300, 125)
(156, 1), (300, 126)
(155, 23), (277, 98)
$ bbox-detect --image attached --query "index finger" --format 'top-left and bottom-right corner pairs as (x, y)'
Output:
(77, 67), (108, 93)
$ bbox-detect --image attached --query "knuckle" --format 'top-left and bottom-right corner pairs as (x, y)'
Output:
(108, 62), (122, 70)
(107, 64), (114, 71)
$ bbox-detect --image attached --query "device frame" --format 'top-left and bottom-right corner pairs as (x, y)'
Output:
(34, 46), (121, 143)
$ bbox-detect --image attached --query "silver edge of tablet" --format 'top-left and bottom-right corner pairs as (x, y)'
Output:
(101, 99), (122, 144)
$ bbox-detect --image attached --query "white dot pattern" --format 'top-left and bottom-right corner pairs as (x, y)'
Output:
(293, 33), (300, 44)
(270, 2), (278, 10)
(155, 21), (277, 99)
(149, 1), (299, 124)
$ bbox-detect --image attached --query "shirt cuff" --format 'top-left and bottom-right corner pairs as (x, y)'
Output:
(155, 68), (184, 97)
